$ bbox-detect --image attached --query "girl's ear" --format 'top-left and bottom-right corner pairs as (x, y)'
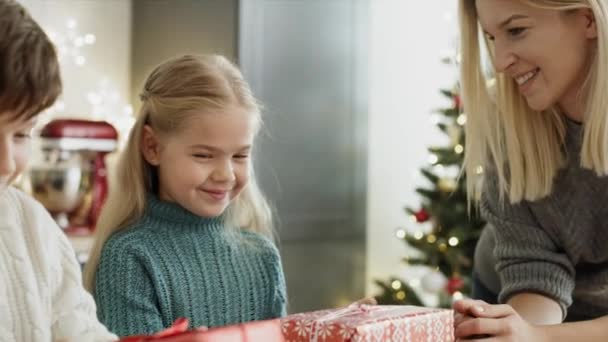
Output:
(141, 125), (162, 165)
(582, 8), (597, 39)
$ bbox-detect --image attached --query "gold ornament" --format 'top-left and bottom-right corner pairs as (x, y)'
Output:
(438, 177), (457, 193)
(447, 125), (462, 146)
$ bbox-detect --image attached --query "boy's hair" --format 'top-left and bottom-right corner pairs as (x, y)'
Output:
(459, 0), (606, 204)
(83, 54), (274, 293)
(0, 0), (62, 120)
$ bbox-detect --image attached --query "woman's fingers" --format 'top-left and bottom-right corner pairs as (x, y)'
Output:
(454, 300), (515, 318)
(455, 337), (500, 342)
(453, 299), (488, 315)
(469, 303), (515, 319)
(454, 312), (476, 327)
(354, 297), (377, 305)
(454, 316), (515, 338)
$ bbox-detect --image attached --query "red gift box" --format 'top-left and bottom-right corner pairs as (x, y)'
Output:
(199, 319), (284, 342)
(280, 305), (454, 342)
(120, 318), (285, 342)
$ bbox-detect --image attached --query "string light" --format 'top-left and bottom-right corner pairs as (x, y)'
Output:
(391, 280), (402, 290)
(475, 165), (484, 174)
(428, 154), (439, 165)
(47, 18), (96, 67)
(40, 17), (134, 150)
(75, 55), (86, 66)
(86, 79), (135, 147)
(396, 291), (406, 300)
(427, 234), (437, 243)
(414, 231), (424, 240)
(84, 33), (96, 44)
(395, 229), (406, 239)
(448, 237), (460, 247)
(457, 113), (467, 126)
(454, 144), (464, 154)
(452, 291), (464, 301)
(438, 243), (448, 252)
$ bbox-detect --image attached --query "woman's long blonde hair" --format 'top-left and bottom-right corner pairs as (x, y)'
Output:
(83, 54), (274, 292)
(459, 0), (608, 204)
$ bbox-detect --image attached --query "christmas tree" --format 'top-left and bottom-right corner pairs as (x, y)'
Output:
(374, 61), (486, 308)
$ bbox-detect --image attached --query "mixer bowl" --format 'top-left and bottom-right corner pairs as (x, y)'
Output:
(29, 164), (89, 214)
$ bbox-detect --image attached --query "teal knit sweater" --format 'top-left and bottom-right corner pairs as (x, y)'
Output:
(94, 196), (287, 337)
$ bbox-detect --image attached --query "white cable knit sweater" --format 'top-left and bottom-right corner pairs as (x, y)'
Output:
(0, 186), (116, 342)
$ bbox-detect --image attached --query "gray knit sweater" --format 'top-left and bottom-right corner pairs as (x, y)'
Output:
(475, 118), (608, 322)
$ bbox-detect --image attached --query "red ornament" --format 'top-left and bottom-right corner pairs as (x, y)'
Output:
(446, 276), (465, 295)
(414, 209), (430, 223)
(453, 94), (462, 109)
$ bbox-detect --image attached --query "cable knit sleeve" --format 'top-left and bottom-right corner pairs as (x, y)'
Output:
(268, 243), (287, 317)
(94, 235), (165, 337)
(8, 188), (117, 342)
(49, 228), (117, 341)
(481, 169), (575, 318)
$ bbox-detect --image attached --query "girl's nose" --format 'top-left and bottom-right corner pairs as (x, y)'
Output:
(211, 160), (236, 182)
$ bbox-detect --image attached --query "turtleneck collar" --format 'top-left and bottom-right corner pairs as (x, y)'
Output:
(144, 194), (224, 232)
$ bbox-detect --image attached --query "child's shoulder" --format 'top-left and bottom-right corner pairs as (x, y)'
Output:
(238, 230), (280, 256)
(0, 186), (58, 234)
(0, 187), (72, 263)
(101, 221), (157, 257)
(1, 186), (48, 218)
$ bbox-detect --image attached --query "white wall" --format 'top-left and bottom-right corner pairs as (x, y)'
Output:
(20, 0), (133, 140)
(367, 1), (459, 298)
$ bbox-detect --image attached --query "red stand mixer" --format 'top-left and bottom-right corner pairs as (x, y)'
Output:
(29, 119), (118, 235)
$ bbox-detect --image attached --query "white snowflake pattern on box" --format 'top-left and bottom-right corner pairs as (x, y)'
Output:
(281, 304), (454, 342)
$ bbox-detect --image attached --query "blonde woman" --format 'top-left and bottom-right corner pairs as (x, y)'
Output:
(83, 54), (286, 337)
(454, 0), (608, 341)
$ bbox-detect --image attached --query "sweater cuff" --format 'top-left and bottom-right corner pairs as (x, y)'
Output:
(499, 261), (574, 320)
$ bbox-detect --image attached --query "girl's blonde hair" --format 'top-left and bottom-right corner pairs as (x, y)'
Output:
(84, 54), (273, 292)
(459, 0), (608, 204)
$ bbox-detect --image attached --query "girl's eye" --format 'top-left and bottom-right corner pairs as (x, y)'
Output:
(233, 154), (249, 159)
(485, 33), (495, 41)
(507, 27), (526, 37)
(193, 154), (212, 159)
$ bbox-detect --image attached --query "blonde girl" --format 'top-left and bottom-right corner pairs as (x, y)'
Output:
(83, 54), (286, 337)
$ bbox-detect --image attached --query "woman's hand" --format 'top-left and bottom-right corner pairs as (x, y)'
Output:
(353, 297), (377, 305)
(453, 299), (547, 342)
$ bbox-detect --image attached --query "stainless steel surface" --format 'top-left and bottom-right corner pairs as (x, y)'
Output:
(239, 0), (370, 312)
(29, 164), (88, 213)
(239, 0), (369, 241)
(281, 238), (366, 313)
(131, 0), (238, 111)
(28, 149), (91, 225)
